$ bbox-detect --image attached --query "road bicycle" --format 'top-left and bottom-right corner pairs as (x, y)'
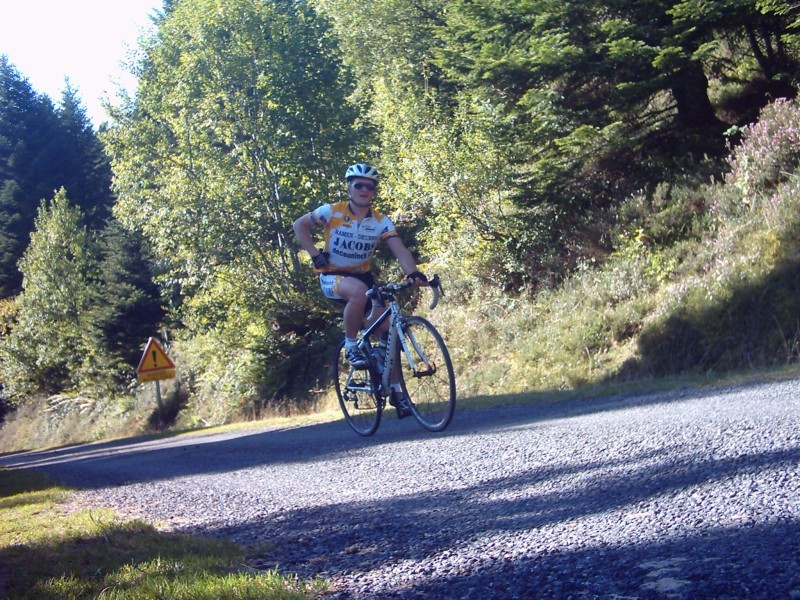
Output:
(334, 275), (456, 436)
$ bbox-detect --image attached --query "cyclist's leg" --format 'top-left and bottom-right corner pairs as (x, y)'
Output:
(337, 276), (370, 338)
(321, 273), (372, 367)
(321, 271), (373, 334)
(363, 299), (410, 416)
(357, 288), (408, 416)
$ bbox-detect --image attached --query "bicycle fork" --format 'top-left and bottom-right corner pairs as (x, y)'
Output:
(383, 314), (436, 393)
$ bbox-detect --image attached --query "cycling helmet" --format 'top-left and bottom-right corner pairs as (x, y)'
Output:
(345, 163), (380, 183)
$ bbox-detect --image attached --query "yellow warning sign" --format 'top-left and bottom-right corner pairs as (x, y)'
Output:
(136, 337), (176, 383)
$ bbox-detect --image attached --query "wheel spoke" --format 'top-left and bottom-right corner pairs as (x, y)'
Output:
(398, 317), (456, 432)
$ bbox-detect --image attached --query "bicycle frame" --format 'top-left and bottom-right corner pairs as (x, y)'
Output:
(357, 299), (398, 397)
(335, 275), (455, 435)
(358, 280), (440, 397)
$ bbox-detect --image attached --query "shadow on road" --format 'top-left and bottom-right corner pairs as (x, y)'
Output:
(202, 436), (800, 597)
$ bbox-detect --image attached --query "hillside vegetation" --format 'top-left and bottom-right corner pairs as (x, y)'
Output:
(438, 98), (800, 397)
(3, 97), (799, 451)
(1, 0), (800, 449)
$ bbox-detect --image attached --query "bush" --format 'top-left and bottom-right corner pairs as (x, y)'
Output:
(723, 97), (800, 208)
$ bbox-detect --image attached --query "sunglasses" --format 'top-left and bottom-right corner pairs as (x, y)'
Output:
(352, 182), (376, 191)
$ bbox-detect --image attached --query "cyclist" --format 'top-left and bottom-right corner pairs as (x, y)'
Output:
(293, 163), (428, 417)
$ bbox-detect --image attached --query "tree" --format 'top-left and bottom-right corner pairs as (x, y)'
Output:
(312, 0), (448, 95)
(0, 192), (165, 401)
(88, 220), (165, 381)
(313, 0), (521, 279)
(432, 1), (715, 207)
(0, 57), (64, 295)
(56, 82), (115, 227)
(0, 189), (96, 398)
(432, 0), (799, 214)
(670, 0), (799, 82)
(314, 0), (800, 291)
(104, 0), (363, 404)
(0, 58), (115, 296)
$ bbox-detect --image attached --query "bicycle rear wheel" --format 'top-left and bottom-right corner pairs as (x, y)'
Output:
(397, 316), (456, 432)
(334, 340), (383, 436)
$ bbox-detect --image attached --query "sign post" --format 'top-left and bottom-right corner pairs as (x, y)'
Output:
(136, 337), (176, 412)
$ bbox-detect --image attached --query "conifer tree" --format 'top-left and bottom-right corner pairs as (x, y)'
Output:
(0, 193), (165, 400)
(0, 59), (115, 296)
(0, 57), (64, 295)
(90, 219), (165, 377)
(431, 0), (798, 214)
(0, 189), (96, 398)
(57, 82), (115, 227)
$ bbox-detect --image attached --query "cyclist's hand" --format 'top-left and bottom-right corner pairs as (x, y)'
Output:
(407, 270), (428, 286)
(312, 250), (330, 268)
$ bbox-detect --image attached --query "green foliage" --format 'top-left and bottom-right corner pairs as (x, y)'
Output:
(107, 0), (358, 283)
(312, 0), (445, 93)
(0, 192), (165, 402)
(0, 59), (114, 297)
(175, 312), (337, 425)
(433, 0), (735, 210)
(616, 177), (712, 250)
(7, 0), (800, 437)
(90, 221), (166, 377)
(56, 82), (115, 225)
(423, 96), (800, 393)
(313, 0), (778, 292)
(0, 58), (64, 296)
(0, 190), (96, 397)
(368, 79), (528, 285)
(104, 0), (360, 406)
(614, 100), (800, 376)
(313, 0), (564, 289)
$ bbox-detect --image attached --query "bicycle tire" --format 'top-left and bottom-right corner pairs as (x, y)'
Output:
(396, 316), (456, 432)
(334, 339), (383, 436)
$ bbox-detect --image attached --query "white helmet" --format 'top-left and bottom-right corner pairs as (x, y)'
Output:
(345, 163), (380, 183)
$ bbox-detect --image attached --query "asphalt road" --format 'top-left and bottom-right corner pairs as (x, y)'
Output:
(2, 379), (799, 598)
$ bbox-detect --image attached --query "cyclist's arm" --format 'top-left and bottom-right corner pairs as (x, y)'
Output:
(386, 236), (425, 284)
(293, 213), (323, 259)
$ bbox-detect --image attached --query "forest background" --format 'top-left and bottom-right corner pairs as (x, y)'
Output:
(2, 0), (800, 449)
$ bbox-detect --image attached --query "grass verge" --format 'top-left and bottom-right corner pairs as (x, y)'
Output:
(0, 468), (325, 599)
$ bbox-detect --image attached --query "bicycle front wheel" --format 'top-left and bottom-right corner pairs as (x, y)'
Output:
(334, 340), (382, 436)
(397, 316), (456, 432)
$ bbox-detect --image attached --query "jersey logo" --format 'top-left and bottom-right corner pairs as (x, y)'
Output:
(333, 238), (375, 252)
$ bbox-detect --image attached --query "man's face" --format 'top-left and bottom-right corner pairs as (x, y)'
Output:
(348, 177), (376, 205)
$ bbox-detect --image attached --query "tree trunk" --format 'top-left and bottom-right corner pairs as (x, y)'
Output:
(670, 61), (721, 129)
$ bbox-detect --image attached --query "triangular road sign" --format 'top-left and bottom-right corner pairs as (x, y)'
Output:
(137, 337), (176, 382)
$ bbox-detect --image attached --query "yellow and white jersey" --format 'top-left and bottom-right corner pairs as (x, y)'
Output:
(310, 201), (398, 274)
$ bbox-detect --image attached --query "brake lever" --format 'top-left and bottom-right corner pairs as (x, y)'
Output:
(429, 274), (443, 310)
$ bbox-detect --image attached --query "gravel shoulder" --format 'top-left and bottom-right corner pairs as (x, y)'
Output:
(3, 379), (799, 598)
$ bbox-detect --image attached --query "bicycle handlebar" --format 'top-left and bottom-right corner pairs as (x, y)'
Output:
(367, 274), (444, 309)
